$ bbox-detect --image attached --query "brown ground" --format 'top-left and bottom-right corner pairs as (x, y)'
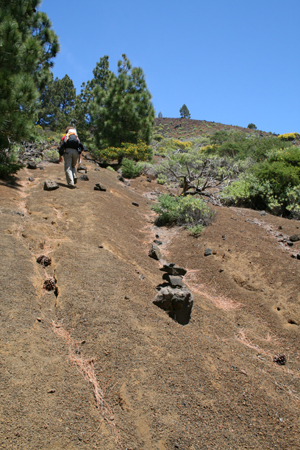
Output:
(0, 158), (299, 450)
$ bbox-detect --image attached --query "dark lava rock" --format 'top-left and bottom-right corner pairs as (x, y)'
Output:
(117, 175), (125, 182)
(162, 274), (184, 288)
(94, 167), (100, 171)
(146, 178), (151, 182)
(160, 263), (187, 277)
(153, 286), (193, 325)
(44, 180), (59, 191)
(36, 255), (51, 267)
(297, 254), (300, 260)
(204, 248), (213, 256)
(148, 244), (162, 260)
(154, 239), (162, 245)
(290, 234), (300, 242)
(28, 177), (34, 182)
(77, 165), (87, 173)
(94, 183), (106, 191)
(273, 354), (286, 365)
(132, 202), (139, 207)
(287, 241), (294, 246)
(222, 235), (226, 240)
(43, 278), (56, 291)
(79, 174), (89, 181)
(278, 225), (283, 230)
(27, 161), (37, 169)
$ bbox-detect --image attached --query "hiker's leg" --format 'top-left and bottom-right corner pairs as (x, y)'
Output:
(64, 150), (74, 185)
(71, 149), (79, 183)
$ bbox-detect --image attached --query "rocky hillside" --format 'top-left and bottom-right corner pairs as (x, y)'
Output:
(0, 149), (299, 449)
(154, 118), (272, 140)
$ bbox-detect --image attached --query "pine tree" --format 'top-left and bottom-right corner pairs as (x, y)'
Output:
(0, 0), (59, 161)
(38, 74), (76, 130)
(91, 54), (155, 149)
(158, 112), (163, 118)
(75, 56), (110, 139)
(179, 104), (191, 119)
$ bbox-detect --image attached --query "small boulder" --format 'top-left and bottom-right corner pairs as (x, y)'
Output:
(79, 174), (89, 181)
(27, 161), (37, 169)
(162, 274), (184, 288)
(44, 180), (59, 191)
(290, 234), (300, 242)
(28, 177), (34, 182)
(153, 286), (193, 325)
(77, 165), (87, 173)
(160, 263), (187, 276)
(204, 248), (213, 256)
(94, 183), (106, 191)
(132, 202), (139, 207)
(148, 244), (162, 260)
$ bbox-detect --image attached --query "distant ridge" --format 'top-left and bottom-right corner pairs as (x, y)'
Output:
(154, 117), (272, 140)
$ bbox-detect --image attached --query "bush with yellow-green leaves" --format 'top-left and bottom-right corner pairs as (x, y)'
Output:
(278, 133), (300, 141)
(94, 140), (152, 164)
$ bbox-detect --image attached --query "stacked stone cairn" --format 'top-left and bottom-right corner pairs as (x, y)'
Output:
(153, 263), (193, 325)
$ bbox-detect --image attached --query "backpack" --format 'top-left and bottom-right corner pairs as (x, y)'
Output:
(64, 131), (80, 150)
(59, 130), (81, 156)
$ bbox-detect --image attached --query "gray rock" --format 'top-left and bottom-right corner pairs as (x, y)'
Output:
(160, 263), (187, 276)
(287, 241), (294, 246)
(27, 161), (37, 169)
(290, 234), (300, 242)
(162, 274), (184, 288)
(94, 167), (100, 171)
(28, 177), (34, 182)
(117, 175), (125, 182)
(153, 286), (193, 325)
(148, 244), (162, 260)
(44, 180), (59, 191)
(94, 183), (106, 191)
(259, 211), (266, 216)
(154, 239), (162, 245)
(132, 202), (139, 207)
(77, 165), (87, 173)
(79, 174), (89, 181)
(204, 248), (212, 256)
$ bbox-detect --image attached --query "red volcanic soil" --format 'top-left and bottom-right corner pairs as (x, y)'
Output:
(0, 158), (299, 449)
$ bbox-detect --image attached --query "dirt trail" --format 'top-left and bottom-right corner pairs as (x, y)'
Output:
(0, 160), (299, 449)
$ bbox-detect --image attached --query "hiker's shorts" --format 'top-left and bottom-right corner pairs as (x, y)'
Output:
(64, 148), (79, 186)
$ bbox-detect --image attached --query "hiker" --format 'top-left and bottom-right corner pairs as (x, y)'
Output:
(59, 126), (86, 188)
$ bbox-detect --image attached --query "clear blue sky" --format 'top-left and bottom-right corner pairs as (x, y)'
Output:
(40, 0), (300, 134)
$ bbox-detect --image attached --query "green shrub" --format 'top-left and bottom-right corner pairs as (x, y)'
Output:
(278, 133), (300, 141)
(152, 194), (215, 227)
(121, 158), (142, 178)
(106, 166), (115, 172)
(44, 149), (59, 161)
(93, 140), (152, 163)
(247, 123), (257, 130)
(157, 175), (167, 185)
(188, 224), (204, 236)
(153, 135), (163, 142)
(217, 142), (241, 158)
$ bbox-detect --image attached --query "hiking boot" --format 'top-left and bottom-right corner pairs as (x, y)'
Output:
(68, 184), (76, 189)
(74, 177), (77, 184)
